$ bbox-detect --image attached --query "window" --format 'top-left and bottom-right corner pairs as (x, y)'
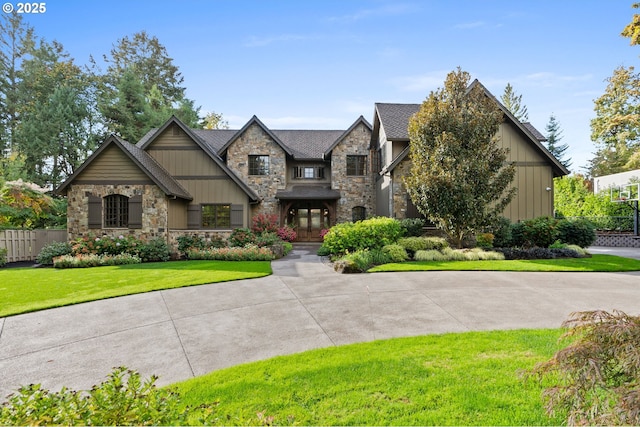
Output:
(352, 206), (366, 222)
(347, 155), (367, 176)
(248, 155), (269, 175)
(104, 195), (129, 228)
(293, 166), (325, 179)
(202, 204), (231, 228)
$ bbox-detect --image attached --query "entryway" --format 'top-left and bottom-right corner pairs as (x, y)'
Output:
(286, 205), (330, 242)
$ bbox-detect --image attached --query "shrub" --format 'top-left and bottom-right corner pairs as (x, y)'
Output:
(530, 310), (640, 426)
(397, 236), (449, 256)
(254, 231), (280, 248)
(414, 249), (447, 261)
(72, 234), (140, 256)
(337, 248), (392, 272)
(399, 218), (425, 237)
(475, 233), (494, 248)
(495, 247), (582, 260)
(276, 226), (297, 242)
(251, 213), (279, 234)
(321, 217), (403, 255)
(382, 244), (409, 262)
(556, 218), (597, 248)
(566, 244), (590, 257)
(511, 216), (559, 248)
(53, 253), (141, 268)
(282, 242), (293, 256)
(317, 244), (331, 257)
(134, 238), (171, 262)
(0, 367), (217, 426)
(0, 247), (6, 267)
(176, 235), (205, 254)
(228, 228), (256, 247)
(186, 245), (273, 261)
(36, 241), (72, 265)
(486, 216), (513, 248)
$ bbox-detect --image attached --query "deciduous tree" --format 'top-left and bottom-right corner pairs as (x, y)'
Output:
(405, 68), (516, 248)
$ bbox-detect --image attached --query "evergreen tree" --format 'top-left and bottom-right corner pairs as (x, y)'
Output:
(405, 68), (517, 248)
(545, 114), (572, 169)
(500, 82), (529, 122)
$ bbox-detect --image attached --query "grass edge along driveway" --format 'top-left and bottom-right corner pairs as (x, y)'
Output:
(369, 254), (640, 273)
(0, 260), (272, 318)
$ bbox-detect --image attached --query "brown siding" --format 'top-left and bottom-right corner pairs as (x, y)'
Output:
(168, 199), (188, 229)
(147, 149), (226, 177)
(79, 145), (151, 182)
(145, 124), (195, 148)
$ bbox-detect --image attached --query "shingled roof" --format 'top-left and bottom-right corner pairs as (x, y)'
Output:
(375, 103), (420, 140)
(56, 135), (192, 200)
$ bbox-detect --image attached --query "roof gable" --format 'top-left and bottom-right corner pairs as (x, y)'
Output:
(220, 115), (293, 157)
(56, 134), (192, 200)
(323, 115), (372, 157)
(375, 80), (569, 177)
(137, 116), (260, 202)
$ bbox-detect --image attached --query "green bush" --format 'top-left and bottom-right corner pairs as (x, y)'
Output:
(176, 234), (225, 255)
(399, 218), (425, 237)
(0, 247), (6, 267)
(134, 238), (171, 262)
(556, 218), (597, 248)
(337, 248), (392, 272)
(414, 248), (505, 262)
(36, 241), (73, 265)
(317, 244), (331, 257)
(282, 242), (293, 256)
(382, 244), (409, 262)
(511, 216), (559, 248)
(186, 245), (273, 261)
(566, 244), (590, 257)
(322, 217), (404, 255)
(486, 216), (513, 247)
(397, 236), (449, 255)
(228, 228), (256, 247)
(0, 367), (217, 426)
(53, 253), (141, 268)
(530, 310), (640, 426)
(255, 231), (280, 247)
(475, 233), (494, 248)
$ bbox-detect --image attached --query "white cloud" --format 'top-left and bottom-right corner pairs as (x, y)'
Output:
(328, 3), (417, 23)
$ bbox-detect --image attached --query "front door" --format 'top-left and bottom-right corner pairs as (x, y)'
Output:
(289, 206), (330, 241)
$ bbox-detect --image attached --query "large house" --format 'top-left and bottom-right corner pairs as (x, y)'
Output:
(57, 80), (569, 248)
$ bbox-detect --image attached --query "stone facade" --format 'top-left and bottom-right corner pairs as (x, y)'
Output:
(331, 122), (374, 222)
(391, 157), (412, 219)
(66, 184), (168, 242)
(226, 123), (287, 218)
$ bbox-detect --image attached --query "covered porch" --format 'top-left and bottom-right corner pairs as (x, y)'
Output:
(276, 186), (340, 242)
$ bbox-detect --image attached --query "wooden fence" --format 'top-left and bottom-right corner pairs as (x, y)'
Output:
(0, 229), (68, 263)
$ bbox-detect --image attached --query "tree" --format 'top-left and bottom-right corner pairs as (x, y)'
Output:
(202, 111), (229, 129)
(589, 66), (640, 175)
(405, 68), (517, 248)
(15, 39), (93, 188)
(99, 31), (201, 139)
(500, 82), (529, 122)
(621, 2), (640, 45)
(0, 12), (34, 157)
(545, 113), (572, 169)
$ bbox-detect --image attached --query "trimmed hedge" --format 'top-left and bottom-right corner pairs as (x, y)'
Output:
(322, 217), (404, 255)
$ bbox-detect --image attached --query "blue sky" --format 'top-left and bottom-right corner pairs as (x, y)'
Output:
(17, 0), (638, 173)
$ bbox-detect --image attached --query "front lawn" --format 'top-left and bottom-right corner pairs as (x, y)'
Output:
(369, 254), (640, 273)
(0, 260), (271, 317)
(175, 329), (566, 425)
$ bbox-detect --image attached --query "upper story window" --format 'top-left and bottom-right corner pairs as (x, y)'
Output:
(293, 166), (325, 179)
(104, 194), (128, 228)
(202, 204), (231, 229)
(347, 155), (367, 176)
(248, 155), (269, 175)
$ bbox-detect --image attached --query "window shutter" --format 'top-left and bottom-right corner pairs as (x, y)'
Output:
(88, 195), (102, 229)
(230, 204), (244, 228)
(187, 204), (201, 229)
(128, 195), (142, 229)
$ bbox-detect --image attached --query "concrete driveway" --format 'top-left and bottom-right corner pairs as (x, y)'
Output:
(1, 244), (640, 399)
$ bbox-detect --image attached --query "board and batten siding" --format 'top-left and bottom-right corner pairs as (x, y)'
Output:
(77, 145), (152, 182)
(496, 122), (555, 221)
(148, 126), (250, 229)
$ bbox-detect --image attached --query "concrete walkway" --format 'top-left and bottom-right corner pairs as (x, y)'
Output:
(1, 244), (640, 399)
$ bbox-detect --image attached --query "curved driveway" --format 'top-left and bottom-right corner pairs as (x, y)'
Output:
(1, 245), (640, 398)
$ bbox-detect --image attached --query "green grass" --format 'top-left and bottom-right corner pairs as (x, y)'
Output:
(0, 260), (271, 317)
(175, 329), (566, 426)
(369, 254), (640, 272)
